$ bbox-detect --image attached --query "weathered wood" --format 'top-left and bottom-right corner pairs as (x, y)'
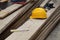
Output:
(40, 0), (50, 7)
(36, 8), (60, 40)
(28, 1), (59, 40)
(0, 3), (30, 34)
(36, 14), (60, 40)
(0, 0), (8, 2)
(35, 3), (60, 40)
(0, 0), (39, 40)
(5, 0), (59, 40)
(0, 0), (30, 18)
(0, 4), (22, 18)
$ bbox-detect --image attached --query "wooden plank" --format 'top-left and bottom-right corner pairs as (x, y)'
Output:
(0, 0), (42, 40)
(36, 8), (60, 40)
(5, 1), (59, 40)
(0, 3), (30, 34)
(40, 0), (50, 7)
(36, 14), (60, 40)
(0, 0), (39, 40)
(0, 0), (30, 18)
(46, 20), (60, 40)
(29, 1), (60, 40)
(0, 0), (8, 2)
(0, 4), (22, 18)
(35, 0), (60, 39)
(30, 1), (60, 40)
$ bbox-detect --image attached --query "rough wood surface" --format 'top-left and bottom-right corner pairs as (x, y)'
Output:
(0, 0), (8, 2)
(0, 0), (39, 40)
(46, 21), (60, 40)
(0, 0), (30, 18)
(0, 4), (28, 34)
(36, 8), (60, 40)
(0, 4), (22, 18)
(5, 1), (59, 40)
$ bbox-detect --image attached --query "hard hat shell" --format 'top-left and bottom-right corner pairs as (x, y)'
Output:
(30, 8), (47, 19)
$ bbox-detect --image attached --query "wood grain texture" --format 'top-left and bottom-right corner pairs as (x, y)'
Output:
(5, 1), (59, 40)
(36, 8), (60, 40)
(0, 0), (30, 18)
(0, 4), (28, 34)
(0, 0), (38, 40)
(0, 4), (22, 18)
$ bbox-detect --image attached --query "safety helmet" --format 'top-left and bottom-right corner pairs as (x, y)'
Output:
(30, 8), (47, 19)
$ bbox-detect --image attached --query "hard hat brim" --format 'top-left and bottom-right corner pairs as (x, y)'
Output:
(30, 16), (47, 19)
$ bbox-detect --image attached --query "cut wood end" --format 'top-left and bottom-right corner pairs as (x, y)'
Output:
(0, 11), (8, 18)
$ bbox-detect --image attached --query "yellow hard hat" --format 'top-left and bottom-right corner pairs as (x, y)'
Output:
(30, 8), (47, 19)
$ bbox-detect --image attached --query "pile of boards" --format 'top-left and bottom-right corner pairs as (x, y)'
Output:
(0, 0), (60, 40)
(5, 0), (60, 40)
(0, 0), (44, 40)
(0, 0), (35, 33)
(36, 6), (60, 40)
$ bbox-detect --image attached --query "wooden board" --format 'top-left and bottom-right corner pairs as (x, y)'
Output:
(36, 7), (60, 40)
(0, 0), (8, 2)
(40, 0), (50, 7)
(39, 15), (60, 40)
(36, 14), (60, 40)
(0, 0), (38, 36)
(0, 3), (29, 34)
(0, 4), (22, 18)
(0, 0), (42, 40)
(5, 0), (59, 40)
(46, 20), (60, 40)
(0, 0), (30, 18)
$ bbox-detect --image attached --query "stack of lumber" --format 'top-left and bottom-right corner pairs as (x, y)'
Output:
(0, 0), (43, 40)
(36, 6), (60, 40)
(0, 0), (30, 18)
(0, 0), (30, 33)
(0, 4), (22, 18)
(46, 21), (60, 40)
(0, 0), (42, 19)
(0, 1), (31, 34)
(0, 4), (25, 34)
(5, 0), (60, 40)
(0, 0), (44, 40)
